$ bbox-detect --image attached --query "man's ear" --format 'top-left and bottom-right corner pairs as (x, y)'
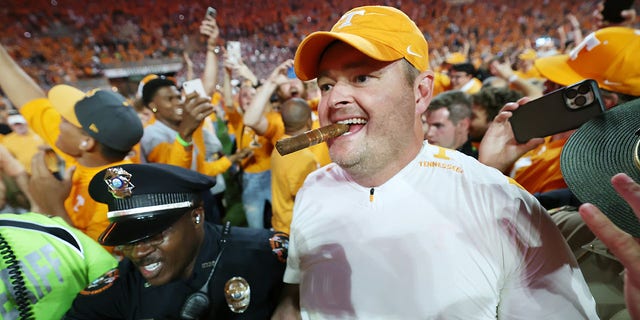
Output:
(415, 71), (435, 115)
(191, 207), (205, 226)
(458, 117), (471, 130)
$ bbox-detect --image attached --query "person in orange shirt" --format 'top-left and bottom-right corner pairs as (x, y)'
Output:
(270, 98), (320, 234)
(0, 44), (144, 254)
(2, 112), (52, 174)
(479, 27), (640, 204)
(449, 62), (483, 94)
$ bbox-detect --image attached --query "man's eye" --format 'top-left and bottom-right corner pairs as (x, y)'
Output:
(355, 75), (369, 83)
(319, 84), (333, 92)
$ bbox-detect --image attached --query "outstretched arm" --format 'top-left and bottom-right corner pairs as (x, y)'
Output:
(243, 59), (292, 135)
(200, 15), (220, 96)
(0, 44), (46, 109)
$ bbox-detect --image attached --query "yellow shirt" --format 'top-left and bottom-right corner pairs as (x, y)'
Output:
(2, 129), (50, 174)
(227, 109), (284, 174)
(270, 134), (319, 234)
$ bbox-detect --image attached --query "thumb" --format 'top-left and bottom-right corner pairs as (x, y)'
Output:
(63, 165), (76, 183)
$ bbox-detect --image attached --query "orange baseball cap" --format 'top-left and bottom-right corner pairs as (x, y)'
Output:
(294, 6), (428, 81)
(534, 27), (640, 96)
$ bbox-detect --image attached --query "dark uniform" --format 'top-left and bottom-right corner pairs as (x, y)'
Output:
(65, 224), (286, 319)
(62, 163), (288, 319)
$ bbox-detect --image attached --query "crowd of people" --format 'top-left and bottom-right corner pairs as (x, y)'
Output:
(1, 0), (604, 91)
(0, 0), (639, 319)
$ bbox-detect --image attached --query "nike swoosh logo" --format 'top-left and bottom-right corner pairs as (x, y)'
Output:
(406, 45), (422, 57)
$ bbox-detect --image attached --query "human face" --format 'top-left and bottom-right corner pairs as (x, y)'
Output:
(151, 86), (183, 127)
(277, 78), (305, 100)
(238, 85), (256, 112)
(449, 71), (472, 90)
(55, 117), (86, 157)
(425, 108), (465, 150)
(469, 104), (489, 142)
(316, 42), (430, 185)
(9, 122), (28, 135)
(121, 210), (203, 286)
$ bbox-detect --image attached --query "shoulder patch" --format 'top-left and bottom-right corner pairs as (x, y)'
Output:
(269, 232), (289, 263)
(80, 268), (119, 295)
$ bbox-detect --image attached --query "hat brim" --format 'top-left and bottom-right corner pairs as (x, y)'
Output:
(48, 85), (85, 127)
(294, 31), (403, 81)
(534, 54), (585, 87)
(98, 208), (188, 246)
(560, 98), (640, 237)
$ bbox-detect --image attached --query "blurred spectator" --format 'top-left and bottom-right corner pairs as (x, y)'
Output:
(270, 98), (320, 234)
(469, 86), (524, 143)
(423, 90), (477, 158)
(449, 63), (482, 94)
(2, 112), (57, 174)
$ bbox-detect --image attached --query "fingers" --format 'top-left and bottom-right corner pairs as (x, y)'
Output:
(30, 151), (48, 178)
(611, 173), (640, 220)
(183, 93), (215, 121)
(579, 203), (640, 273)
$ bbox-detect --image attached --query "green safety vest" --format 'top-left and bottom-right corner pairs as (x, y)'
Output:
(0, 212), (117, 320)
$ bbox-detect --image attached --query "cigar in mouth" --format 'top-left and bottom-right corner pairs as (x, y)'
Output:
(275, 123), (350, 156)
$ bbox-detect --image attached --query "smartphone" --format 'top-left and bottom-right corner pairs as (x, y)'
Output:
(509, 79), (605, 143)
(601, 0), (634, 23)
(227, 41), (242, 64)
(206, 6), (217, 19)
(183, 79), (208, 98)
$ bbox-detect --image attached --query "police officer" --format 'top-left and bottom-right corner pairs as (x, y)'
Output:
(64, 163), (287, 319)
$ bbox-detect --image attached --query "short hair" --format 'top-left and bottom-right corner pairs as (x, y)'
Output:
(428, 90), (472, 124)
(451, 63), (476, 76)
(280, 98), (312, 132)
(142, 77), (177, 106)
(402, 58), (421, 86)
(471, 87), (524, 122)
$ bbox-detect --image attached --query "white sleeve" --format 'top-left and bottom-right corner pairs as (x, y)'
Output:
(497, 188), (598, 319)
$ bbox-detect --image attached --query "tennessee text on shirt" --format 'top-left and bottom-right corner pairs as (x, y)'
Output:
(418, 146), (464, 174)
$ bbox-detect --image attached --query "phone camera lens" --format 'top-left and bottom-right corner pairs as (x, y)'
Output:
(565, 89), (578, 99)
(575, 95), (587, 107)
(577, 83), (590, 94)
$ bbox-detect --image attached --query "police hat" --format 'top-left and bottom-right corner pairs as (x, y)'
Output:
(89, 163), (216, 246)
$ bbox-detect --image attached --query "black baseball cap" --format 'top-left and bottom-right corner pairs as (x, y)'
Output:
(48, 85), (143, 152)
(89, 163), (216, 246)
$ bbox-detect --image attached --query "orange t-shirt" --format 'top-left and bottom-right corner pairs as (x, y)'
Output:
(21, 98), (133, 252)
(510, 136), (568, 194)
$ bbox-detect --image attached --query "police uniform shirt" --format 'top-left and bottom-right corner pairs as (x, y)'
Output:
(65, 223), (286, 319)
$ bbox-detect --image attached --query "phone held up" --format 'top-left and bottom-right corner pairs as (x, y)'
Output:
(509, 79), (605, 144)
(183, 78), (208, 98)
(206, 6), (217, 19)
(227, 41), (242, 65)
